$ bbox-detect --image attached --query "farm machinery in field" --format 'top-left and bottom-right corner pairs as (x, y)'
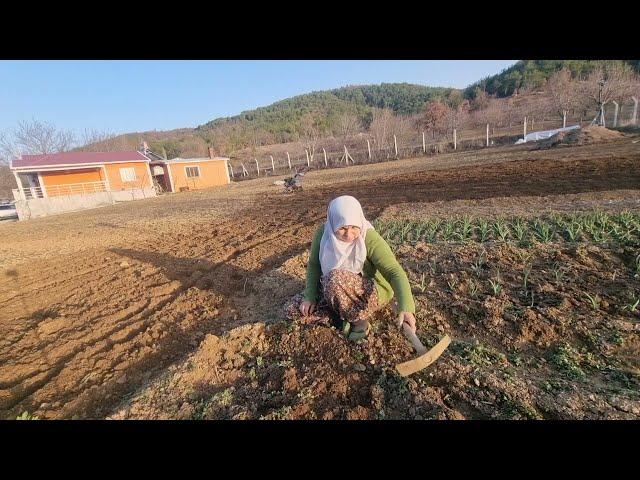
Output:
(273, 170), (306, 194)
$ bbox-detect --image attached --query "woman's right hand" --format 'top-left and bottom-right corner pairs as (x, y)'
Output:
(299, 300), (316, 316)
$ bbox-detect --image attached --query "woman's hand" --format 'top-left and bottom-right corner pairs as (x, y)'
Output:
(300, 300), (316, 316)
(397, 311), (416, 334)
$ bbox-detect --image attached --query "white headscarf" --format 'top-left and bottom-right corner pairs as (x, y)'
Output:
(319, 195), (374, 276)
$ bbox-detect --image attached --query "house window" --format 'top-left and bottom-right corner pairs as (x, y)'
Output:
(119, 167), (137, 182)
(185, 166), (200, 178)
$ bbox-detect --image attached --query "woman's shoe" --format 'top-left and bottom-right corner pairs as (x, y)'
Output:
(347, 322), (371, 342)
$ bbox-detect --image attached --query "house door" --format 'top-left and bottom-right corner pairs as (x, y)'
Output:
(151, 165), (170, 193)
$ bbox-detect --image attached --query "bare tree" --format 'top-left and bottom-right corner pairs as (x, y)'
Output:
(0, 132), (12, 164)
(368, 108), (394, 153)
(422, 101), (448, 139)
(444, 99), (470, 135)
(389, 114), (414, 146)
(0, 163), (17, 199)
(610, 69), (640, 127)
(1, 120), (76, 161)
(78, 129), (118, 151)
(547, 68), (579, 125)
(299, 113), (323, 162)
(471, 87), (489, 111)
(631, 80), (640, 125)
(14, 120), (75, 154)
(336, 113), (361, 139)
(578, 64), (637, 126)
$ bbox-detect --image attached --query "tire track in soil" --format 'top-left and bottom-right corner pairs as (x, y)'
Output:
(1, 149), (639, 418)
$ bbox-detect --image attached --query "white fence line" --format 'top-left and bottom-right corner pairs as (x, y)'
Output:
(14, 181), (108, 200)
(227, 108), (637, 180)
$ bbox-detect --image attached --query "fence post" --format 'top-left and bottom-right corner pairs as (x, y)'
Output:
(323, 148), (327, 167)
(287, 152), (292, 170)
(612, 101), (619, 127)
(305, 150), (310, 167)
(523, 117), (527, 140)
(453, 129), (457, 150)
(343, 145), (354, 165)
(562, 111), (567, 128)
(393, 135), (398, 158)
(367, 140), (371, 160)
(486, 124), (489, 147)
(270, 155), (275, 173)
(422, 132), (426, 153)
(254, 158), (260, 175)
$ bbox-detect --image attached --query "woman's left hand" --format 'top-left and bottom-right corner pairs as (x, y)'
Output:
(397, 311), (416, 334)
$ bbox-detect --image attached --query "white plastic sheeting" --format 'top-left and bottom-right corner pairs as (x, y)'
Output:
(515, 124), (581, 144)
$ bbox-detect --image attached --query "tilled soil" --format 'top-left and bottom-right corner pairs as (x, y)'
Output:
(1, 137), (639, 419)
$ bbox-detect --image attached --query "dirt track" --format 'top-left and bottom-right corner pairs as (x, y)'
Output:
(1, 138), (639, 419)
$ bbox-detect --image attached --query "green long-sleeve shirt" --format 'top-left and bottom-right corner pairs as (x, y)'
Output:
(303, 225), (416, 313)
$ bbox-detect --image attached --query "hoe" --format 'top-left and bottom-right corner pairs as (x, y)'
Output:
(395, 323), (451, 377)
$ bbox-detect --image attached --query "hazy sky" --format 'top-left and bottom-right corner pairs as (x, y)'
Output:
(0, 60), (517, 136)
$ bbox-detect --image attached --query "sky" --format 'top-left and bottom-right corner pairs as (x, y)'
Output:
(0, 60), (517, 137)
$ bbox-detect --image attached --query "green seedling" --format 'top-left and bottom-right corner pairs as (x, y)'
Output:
(585, 293), (601, 310)
(427, 259), (438, 275)
(533, 219), (554, 243)
(424, 221), (440, 243)
(471, 251), (487, 278)
(413, 272), (429, 293)
(552, 262), (565, 284)
(468, 279), (479, 298)
(563, 222), (582, 243)
(447, 276), (458, 292)
(594, 211), (610, 230)
(455, 216), (474, 242)
(399, 223), (412, 244)
(477, 219), (491, 242)
(617, 210), (634, 229)
(413, 222), (428, 243)
(511, 218), (528, 245)
(493, 219), (510, 242)
(442, 220), (456, 241)
(16, 411), (39, 420)
(622, 298), (639, 313)
(611, 224), (632, 243)
(489, 278), (502, 296)
(552, 343), (586, 380)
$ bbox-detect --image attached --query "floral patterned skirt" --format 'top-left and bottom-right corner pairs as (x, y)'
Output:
(285, 269), (380, 326)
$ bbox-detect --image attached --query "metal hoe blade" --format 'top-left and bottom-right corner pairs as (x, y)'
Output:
(395, 334), (451, 377)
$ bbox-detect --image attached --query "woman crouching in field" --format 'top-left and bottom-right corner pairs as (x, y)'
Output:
(286, 195), (416, 341)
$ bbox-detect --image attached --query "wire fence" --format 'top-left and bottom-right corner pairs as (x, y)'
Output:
(228, 121), (557, 181)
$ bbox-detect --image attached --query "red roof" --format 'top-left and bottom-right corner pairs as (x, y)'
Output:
(12, 151), (149, 169)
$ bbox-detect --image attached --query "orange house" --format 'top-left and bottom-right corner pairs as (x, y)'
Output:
(10, 151), (156, 219)
(149, 148), (230, 193)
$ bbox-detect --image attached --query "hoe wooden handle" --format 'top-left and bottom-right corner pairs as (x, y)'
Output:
(402, 323), (428, 356)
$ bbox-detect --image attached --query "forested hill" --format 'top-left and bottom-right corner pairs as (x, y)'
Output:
(464, 60), (640, 99)
(197, 83), (454, 142)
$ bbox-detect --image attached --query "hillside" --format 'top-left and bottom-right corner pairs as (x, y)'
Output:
(76, 60), (639, 158)
(464, 60), (640, 99)
(81, 83), (454, 157)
